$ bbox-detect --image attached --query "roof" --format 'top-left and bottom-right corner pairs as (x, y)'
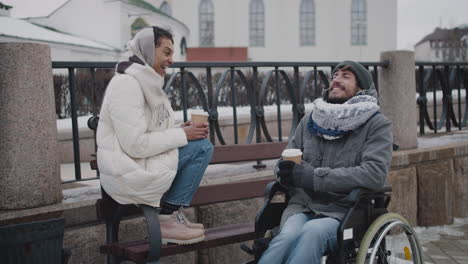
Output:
(416, 27), (468, 46)
(126, 0), (161, 14)
(123, 0), (189, 31)
(0, 2), (12, 10)
(5, 0), (69, 18)
(0, 17), (118, 51)
(124, 0), (176, 20)
(6, 0), (165, 18)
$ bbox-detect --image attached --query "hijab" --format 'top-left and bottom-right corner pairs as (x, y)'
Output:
(117, 27), (156, 73)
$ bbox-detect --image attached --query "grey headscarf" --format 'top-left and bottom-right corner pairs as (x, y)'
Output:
(120, 27), (156, 68)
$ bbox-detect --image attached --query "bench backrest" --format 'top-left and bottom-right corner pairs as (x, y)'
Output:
(210, 142), (287, 164)
(91, 141), (287, 169)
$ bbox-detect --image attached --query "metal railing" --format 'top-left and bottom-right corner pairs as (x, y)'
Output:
(52, 61), (387, 183)
(416, 62), (468, 135)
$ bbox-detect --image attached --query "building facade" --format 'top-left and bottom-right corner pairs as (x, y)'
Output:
(415, 26), (468, 62)
(146, 0), (397, 62)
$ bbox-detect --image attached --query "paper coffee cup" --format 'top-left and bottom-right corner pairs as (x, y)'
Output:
(282, 149), (302, 164)
(191, 110), (209, 123)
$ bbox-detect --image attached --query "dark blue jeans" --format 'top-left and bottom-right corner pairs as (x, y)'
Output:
(259, 213), (340, 264)
(163, 139), (213, 206)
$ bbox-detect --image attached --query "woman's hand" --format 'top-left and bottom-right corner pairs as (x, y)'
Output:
(180, 121), (192, 128)
(183, 122), (209, 140)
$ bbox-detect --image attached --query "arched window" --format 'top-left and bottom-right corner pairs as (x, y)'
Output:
(199, 0), (214, 47)
(300, 0), (315, 46)
(249, 0), (264, 47)
(160, 1), (172, 16)
(131, 17), (149, 38)
(351, 0), (367, 45)
(180, 37), (187, 56)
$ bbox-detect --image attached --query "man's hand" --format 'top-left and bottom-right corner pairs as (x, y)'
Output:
(276, 160), (296, 187)
(183, 122), (209, 141)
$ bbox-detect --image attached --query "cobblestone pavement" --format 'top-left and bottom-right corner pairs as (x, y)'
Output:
(421, 220), (468, 264)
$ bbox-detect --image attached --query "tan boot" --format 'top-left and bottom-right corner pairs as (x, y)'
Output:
(174, 209), (204, 230)
(159, 213), (205, 245)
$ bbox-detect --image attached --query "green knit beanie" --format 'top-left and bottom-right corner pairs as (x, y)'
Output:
(333, 60), (374, 90)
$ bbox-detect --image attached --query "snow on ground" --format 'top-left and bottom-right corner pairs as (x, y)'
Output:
(415, 218), (468, 245)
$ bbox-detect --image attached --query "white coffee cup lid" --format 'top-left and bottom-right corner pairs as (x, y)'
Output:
(191, 109), (208, 116)
(282, 148), (302, 157)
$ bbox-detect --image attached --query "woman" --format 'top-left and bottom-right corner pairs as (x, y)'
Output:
(96, 26), (213, 245)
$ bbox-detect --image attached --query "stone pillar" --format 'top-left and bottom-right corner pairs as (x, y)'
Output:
(0, 42), (62, 209)
(379, 50), (417, 150)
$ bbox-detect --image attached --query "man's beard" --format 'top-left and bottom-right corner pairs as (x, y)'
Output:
(327, 95), (350, 104)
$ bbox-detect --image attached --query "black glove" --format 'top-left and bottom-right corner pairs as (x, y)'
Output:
(275, 160), (296, 187)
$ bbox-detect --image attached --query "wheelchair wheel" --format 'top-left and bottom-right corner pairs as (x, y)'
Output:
(356, 213), (423, 264)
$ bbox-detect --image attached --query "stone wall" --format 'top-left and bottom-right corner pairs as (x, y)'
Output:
(391, 143), (468, 227)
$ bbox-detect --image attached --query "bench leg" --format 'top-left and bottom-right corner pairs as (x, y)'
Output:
(105, 221), (124, 264)
(106, 207), (125, 264)
(140, 205), (162, 264)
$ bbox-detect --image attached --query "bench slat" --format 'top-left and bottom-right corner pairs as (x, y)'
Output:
(191, 177), (273, 206)
(100, 223), (257, 262)
(210, 142), (287, 164)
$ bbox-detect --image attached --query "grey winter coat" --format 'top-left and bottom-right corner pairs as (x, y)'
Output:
(280, 98), (393, 226)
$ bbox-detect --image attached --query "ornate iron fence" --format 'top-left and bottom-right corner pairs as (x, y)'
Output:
(52, 61), (387, 183)
(416, 62), (468, 134)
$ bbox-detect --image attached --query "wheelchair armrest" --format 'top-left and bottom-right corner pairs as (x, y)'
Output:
(336, 185), (392, 207)
(263, 181), (287, 202)
(255, 181), (288, 235)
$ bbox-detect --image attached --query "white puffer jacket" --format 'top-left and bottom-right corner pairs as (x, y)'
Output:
(96, 62), (187, 207)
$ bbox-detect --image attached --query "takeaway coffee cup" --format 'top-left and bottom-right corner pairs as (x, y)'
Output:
(191, 110), (209, 123)
(282, 149), (302, 164)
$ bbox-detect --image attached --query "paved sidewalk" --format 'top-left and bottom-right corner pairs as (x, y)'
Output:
(420, 219), (468, 264)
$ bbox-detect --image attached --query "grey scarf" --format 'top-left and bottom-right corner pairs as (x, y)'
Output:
(308, 95), (380, 140)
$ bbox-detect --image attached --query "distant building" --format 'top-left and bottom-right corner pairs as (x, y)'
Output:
(146, 0), (397, 62)
(415, 26), (468, 62)
(2, 0), (189, 61)
(0, 1), (12, 16)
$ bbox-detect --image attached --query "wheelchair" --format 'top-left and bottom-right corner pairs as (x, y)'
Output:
(242, 181), (424, 264)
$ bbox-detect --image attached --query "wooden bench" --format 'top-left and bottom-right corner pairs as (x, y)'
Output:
(88, 116), (287, 264)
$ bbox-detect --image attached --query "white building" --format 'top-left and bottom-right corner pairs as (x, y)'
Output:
(415, 26), (468, 62)
(146, 0), (397, 62)
(2, 0), (190, 61)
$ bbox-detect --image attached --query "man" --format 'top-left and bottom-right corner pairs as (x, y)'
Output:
(258, 61), (393, 263)
(97, 27), (213, 245)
